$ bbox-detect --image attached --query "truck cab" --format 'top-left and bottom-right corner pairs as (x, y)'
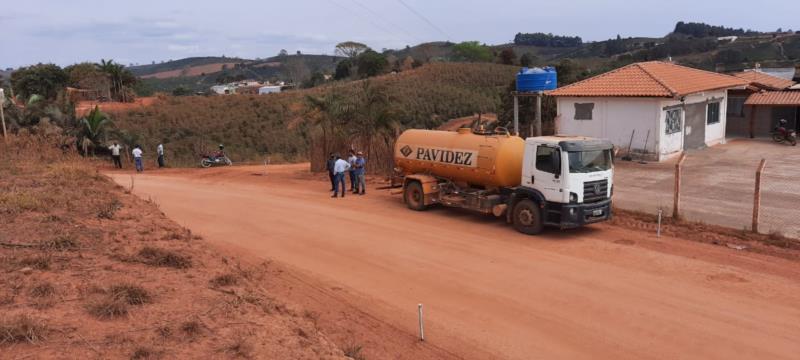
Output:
(509, 136), (613, 234)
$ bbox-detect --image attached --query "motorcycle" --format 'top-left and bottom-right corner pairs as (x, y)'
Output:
(771, 126), (797, 146)
(200, 154), (233, 168)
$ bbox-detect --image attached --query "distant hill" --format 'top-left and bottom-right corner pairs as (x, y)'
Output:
(134, 54), (342, 94)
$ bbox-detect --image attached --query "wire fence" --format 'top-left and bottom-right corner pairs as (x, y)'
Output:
(614, 153), (800, 240)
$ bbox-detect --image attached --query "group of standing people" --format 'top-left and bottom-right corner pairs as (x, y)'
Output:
(108, 142), (166, 172)
(327, 150), (366, 198)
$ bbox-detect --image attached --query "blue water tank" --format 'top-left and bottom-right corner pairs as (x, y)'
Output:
(516, 67), (557, 92)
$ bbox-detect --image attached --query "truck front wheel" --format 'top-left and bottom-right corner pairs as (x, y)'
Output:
(512, 199), (543, 235)
(404, 181), (427, 211)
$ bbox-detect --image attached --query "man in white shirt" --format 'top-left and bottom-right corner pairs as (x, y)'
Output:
(132, 145), (144, 172)
(332, 153), (351, 198)
(108, 142), (122, 169)
(157, 143), (165, 168)
(347, 149), (357, 193)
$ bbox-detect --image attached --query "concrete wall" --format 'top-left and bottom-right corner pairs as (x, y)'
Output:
(556, 89), (730, 161)
(556, 97), (660, 154)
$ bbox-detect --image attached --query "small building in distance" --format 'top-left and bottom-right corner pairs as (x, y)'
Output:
(258, 85), (282, 95)
(549, 61), (748, 161)
(727, 69), (797, 138)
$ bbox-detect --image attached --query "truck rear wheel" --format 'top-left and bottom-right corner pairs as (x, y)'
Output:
(512, 199), (543, 235)
(404, 181), (427, 211)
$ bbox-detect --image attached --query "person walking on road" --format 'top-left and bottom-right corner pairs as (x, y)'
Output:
(326, 153), (336, 191)
(108, 142), (123, 169)
(157, 143), (165, 168)
(132, 145), (144, 172)
(332, 154), (350, 198)
(347, 149), (357, 193)
(354, 151), (366, 195)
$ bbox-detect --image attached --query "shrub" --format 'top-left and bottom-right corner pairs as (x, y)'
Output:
(137, 247), (192, 269)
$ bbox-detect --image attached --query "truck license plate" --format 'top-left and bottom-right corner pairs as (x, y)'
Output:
(592, 209), (603, 216)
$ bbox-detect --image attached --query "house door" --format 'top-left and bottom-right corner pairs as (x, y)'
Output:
(683, 103), (706, 150)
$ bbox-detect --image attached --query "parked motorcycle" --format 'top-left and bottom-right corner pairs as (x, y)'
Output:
(200, 154), (233, 168)
(772, 120), (797, 146)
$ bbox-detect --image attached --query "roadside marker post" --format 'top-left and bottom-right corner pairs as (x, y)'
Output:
(752, 159), (767, 233)
(657, 209), (662, 237)
(418, 303), (425, 341)
(0, 88), (7, 142)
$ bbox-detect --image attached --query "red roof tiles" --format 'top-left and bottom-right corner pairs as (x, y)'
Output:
(549, 61), (748, 98)
(745, 91), (800, 106)
(731, 70), (796, 90)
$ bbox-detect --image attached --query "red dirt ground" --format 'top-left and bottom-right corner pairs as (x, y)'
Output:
(76, 97), (157, 117)
(107, 164), (800, 360)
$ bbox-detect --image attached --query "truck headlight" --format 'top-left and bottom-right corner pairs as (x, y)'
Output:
(569, 192), (578, 203)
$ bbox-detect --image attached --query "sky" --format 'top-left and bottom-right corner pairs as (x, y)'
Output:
(1, 0), (797, 68)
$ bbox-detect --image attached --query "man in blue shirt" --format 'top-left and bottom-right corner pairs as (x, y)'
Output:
(353, 151), (366, 195)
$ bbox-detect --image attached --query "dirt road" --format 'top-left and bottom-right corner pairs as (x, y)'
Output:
(108, 165), (800, 360)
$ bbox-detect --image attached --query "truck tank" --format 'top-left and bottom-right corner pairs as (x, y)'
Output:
(394, 128), (525, 188)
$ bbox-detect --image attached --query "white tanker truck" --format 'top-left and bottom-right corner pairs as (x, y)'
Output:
(393, 127), (614, 235)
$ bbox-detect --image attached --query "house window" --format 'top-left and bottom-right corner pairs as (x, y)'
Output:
(727, 97), (745, 117)
(574, 103), (594, 120)
(665, 109), (682, 134)
(536, 146), (560, 174)
(707, 102), (720, 124)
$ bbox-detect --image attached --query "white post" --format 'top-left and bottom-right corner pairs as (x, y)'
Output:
(418, 303), (424, 341)
(0, 88), (7, 142)
(657, 209), (662, 237)
(513, 95), (519, 136)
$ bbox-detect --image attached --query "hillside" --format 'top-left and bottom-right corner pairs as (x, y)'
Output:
(133, 54), (342, 94)
(109, 62), (518, 169)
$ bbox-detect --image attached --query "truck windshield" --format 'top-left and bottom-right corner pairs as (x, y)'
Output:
(568, 150), (612, 173)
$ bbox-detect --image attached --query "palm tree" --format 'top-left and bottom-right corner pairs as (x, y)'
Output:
(96, 59), (136, 102)
(78, 105), (112, 155)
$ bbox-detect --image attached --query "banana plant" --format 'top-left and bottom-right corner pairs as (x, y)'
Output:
(78, 105), (113, 155)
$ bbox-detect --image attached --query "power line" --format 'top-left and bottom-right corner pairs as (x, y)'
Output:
(349, 0), (424, 44)
(395, 0), (450, 40)
(327, 0), (405, 45)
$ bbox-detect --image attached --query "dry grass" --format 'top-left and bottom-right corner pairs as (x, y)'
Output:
(220, 338), (254, 359)
(86, 283), (151, 319)
(109, 284), (152, 305)
(0, 314), (48, 345)
(97, 199), (123, 219)
(343, 343), (366, 360)
(137, 247), (192, 269)
(130, 346), (158, 360)
(180, 320), (202, 337)
(86, 296), (130, 319)
(18, 255), (51, 270)
(209, 273), (238, 287)
(29, 282), (56, 298)
(40, 234), (79, 251)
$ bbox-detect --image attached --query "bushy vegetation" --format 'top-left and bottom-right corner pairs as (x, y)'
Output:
(108, 63), (518, 170)
(513, 32), (582, 47)
(673, 21), (763, 38)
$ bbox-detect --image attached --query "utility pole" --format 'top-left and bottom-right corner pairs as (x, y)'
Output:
(0, 88), (7, 142)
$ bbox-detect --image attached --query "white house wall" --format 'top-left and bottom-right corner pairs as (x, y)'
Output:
(556, 97), (659, 154)
(659, 89), (728, 151)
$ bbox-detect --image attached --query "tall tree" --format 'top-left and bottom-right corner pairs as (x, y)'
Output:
(451, 42), (493, 62)
(10, 64), (69, 100)
(335, 41), (369, 58)
(356, 50), (388, 78)
(498, 48), (516, 65)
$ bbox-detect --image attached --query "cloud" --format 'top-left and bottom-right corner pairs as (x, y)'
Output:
(32, 17), (202, 45)
(167, 44), (200, 53)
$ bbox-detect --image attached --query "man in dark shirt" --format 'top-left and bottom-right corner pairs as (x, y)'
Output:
(325, 153), (336, 191)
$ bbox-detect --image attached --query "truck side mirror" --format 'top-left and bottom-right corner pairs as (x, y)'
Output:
(551, 150), (561, 178)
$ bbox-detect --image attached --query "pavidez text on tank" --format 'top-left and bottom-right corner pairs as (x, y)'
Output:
(393, 127), (614, 235)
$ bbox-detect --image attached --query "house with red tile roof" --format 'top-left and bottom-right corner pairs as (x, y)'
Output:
(549, 61), (748, 161)
(725, 70), (798, 138)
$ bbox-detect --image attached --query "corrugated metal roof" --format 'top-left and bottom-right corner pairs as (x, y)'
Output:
(745, 91), (800, 106)
(549, 61), (748, 98)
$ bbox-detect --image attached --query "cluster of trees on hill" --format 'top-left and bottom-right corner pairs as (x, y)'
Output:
(9, 60), (136, 102)
(513, 33), (582, 47)
(673, 21), (762, 38)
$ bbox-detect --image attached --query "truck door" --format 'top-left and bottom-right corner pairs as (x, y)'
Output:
(531, 145), (564, 202)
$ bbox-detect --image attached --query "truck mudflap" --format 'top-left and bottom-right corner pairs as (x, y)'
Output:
(545, 199), (612, 229)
